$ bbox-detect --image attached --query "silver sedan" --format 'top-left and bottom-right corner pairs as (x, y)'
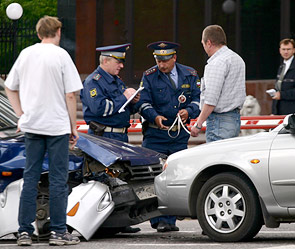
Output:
(155, 114), (295, 242)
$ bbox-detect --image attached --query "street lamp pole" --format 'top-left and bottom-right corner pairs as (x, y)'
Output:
(6, 3), (23, 63)
(12, 20), (18, 61)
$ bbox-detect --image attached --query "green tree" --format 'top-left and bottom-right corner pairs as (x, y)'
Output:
(0, 0), (57, 21)
(0, 0), (57, 77)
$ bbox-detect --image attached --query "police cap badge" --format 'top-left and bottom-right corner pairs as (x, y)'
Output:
(147, 41), (180, 61)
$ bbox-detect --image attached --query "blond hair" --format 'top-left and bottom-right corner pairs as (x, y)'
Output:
(36, 16), (62, 39)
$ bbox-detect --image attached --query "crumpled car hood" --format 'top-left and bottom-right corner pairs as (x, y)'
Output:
(77, 133), (164, 167)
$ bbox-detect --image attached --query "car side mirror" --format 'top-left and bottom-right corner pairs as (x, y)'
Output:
(283, 114), (295, 134)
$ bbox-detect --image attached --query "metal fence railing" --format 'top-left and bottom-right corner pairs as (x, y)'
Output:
(0, 19), (38, 80)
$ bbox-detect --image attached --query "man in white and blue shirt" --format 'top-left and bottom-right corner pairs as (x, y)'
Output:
(191, 25), (246, 142)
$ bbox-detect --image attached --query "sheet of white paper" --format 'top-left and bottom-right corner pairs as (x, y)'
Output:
(118, 87), (144, 113)
(266, 89), (276, 97)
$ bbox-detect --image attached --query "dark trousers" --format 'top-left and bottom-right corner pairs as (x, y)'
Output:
(143, 128), (188, 227)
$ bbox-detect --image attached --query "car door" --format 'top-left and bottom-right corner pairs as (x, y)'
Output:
(269, 127), (295, 207)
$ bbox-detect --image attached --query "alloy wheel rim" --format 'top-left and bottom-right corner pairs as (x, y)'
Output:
(204, 184), (246, 233)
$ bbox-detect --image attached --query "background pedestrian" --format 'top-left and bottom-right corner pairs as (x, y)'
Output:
(271, 38), (295, 115)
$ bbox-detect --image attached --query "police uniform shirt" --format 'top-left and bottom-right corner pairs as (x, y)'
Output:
(167, 65), (178, 88)
(80, 66), (135, 128)
(138, 62), (201, 126)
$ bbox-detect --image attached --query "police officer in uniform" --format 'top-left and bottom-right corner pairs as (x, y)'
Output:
(80, 43), (140, 143)
(137, 41), (201, 232)
(80, 44), (140, 233)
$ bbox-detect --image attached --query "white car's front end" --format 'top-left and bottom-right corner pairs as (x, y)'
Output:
(155, 119), (295, 242)
(155, 131), (276, 217)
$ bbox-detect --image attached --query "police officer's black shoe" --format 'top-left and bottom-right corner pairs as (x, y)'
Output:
(156, 221), (171, 232)
(120, 226), (141, 233)
(170, 224), (179, 231)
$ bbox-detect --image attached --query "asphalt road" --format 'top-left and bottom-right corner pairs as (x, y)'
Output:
(2, 219), (295, 249)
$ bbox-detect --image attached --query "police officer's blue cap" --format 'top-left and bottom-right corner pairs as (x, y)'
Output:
(96, 43), (131, 62)
(147, 41), (180, 60)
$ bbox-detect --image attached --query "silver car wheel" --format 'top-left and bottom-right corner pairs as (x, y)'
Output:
(204, 184), (246, 234)
(197, 172), (262, 242)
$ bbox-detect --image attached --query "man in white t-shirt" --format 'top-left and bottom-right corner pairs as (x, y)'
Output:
(5, 16), (83, 246)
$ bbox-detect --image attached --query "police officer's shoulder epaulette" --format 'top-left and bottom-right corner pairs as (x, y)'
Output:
(145, 67), (157, 76)
(93, 73), (101, 81)
(187, 68), (198, 76)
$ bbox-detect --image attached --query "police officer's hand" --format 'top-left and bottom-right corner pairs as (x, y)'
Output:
(123, 88), (137, 99)
(178, 109), (188, 123)
(155, 115), (169, 129)
(131, 92), (140, 104)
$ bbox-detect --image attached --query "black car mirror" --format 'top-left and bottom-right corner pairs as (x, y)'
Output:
(283, 114), (295, 134)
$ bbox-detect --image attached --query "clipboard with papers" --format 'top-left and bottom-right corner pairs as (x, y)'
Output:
(118, 86), (144, 113)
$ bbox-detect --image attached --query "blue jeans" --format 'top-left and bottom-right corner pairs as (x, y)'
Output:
(206, 109), (241, 143)
(18, 133), (69, 235)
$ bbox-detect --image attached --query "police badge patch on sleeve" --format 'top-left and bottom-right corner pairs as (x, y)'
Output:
(90, 88), (97, 98)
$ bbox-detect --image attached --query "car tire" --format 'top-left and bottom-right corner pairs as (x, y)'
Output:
(196, 172), (262, 242)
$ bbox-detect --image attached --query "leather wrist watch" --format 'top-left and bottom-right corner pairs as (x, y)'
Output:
(195, 124), (202, 130)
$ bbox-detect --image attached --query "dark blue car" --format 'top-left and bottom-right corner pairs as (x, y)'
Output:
(0, 92), (165, 240)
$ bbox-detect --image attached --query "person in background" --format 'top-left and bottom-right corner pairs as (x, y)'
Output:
(80, 43), (141, 233)
(80, 44), (140, 143)
(191, 24), (246, 142)
(137, 41), (201, 232)
(271, 38), (295, 115)
(5, 16), (83, 246)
